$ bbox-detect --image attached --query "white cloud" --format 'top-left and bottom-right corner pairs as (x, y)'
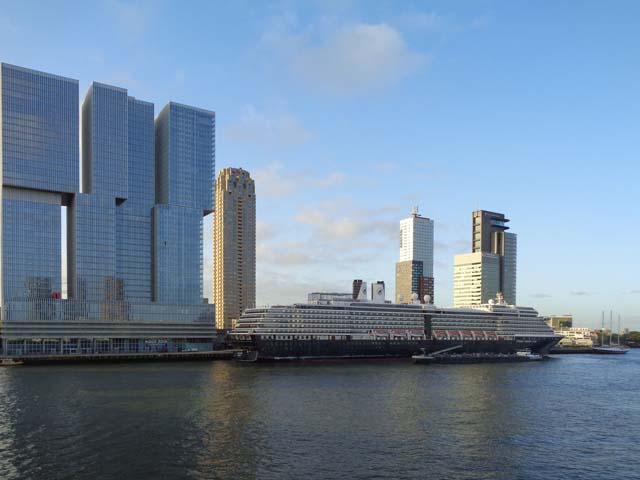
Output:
(256, 200), (401, 269)
(252, 162), (348, 199)
(225, 105), (312, 149)
(253, 200), (404, 304)
(262, 20), (427, 95)
(257, 220), (278, 243)
(258, 242), (316, 266)
(570, 290), (593, 296)
(252, 163), (301, 198)
(293, 23), (426, 94)
(530, 293), (552, 299)
(295, 201), (398, 244)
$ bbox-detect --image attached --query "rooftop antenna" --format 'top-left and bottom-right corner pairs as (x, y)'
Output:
(413, 205), (419, 216)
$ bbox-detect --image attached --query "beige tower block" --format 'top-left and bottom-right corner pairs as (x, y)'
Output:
(213, 168), (256, 330)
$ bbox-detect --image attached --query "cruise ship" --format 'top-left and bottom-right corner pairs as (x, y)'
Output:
(228, 286), (562, 361)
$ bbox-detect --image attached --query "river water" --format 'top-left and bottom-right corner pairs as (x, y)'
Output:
(1, 351), (638, 480)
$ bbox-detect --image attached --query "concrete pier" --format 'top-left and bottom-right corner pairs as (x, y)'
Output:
(9, 350), (239, 365)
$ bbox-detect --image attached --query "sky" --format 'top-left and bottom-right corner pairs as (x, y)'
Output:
(0, 0), (638, 329)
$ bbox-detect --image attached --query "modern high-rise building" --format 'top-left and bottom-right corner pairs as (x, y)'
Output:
(0, 63), (219, 357)
(453, 252), (500, 306)
(395, 208), (434, 304)
(452, 210), (517, 306)
(116, 96), (155, 302)
(471, 210), (517, 305)
(153, 102), (215, 305)
(0, 63), (79, 305)
(213, 168), (256, 330)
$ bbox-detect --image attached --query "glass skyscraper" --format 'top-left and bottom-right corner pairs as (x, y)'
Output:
(153, 102), (215, 304)
(81, 83), (128, 199)
(0, 63), (79, 305)
(68, 192), (117, 302)
(116, 97), (155, 302)
(3, 189), (62, 301)
(0, 63), (79, 195)
(155, 102), (215, 212)
(1, 63), (218, 356)
(153, 204), (203, 304)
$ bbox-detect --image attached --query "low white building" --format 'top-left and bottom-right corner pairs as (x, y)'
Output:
(556, 327), (594, 348)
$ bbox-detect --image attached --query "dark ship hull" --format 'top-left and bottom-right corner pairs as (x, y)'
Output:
(231, 336), (560, 361)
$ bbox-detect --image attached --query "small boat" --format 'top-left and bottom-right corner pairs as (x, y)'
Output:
(412, 351), (434, 364)
(232, 350), (259, 363)
(0, 358), (23, 366)
(592, 345), (630, 355)
(515, 350), (543, 361)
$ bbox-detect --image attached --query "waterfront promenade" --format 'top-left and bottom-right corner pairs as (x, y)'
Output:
(2, 350), (238, 364)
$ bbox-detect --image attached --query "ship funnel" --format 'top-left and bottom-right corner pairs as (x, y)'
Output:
(357, 281), (368, 301)
(371, 281), (385, 303)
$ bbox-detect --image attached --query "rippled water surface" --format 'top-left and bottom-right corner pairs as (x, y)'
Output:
(1, 351), (639, 479)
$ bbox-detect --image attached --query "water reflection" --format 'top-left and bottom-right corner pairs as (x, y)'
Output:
(0, 354), (638, 480)
(0, 370), (19, 478)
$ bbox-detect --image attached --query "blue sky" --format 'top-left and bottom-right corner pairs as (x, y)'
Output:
(1, 0), (638, 328)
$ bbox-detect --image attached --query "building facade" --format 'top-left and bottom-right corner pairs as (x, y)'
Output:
(395, 208), (434, 304)
(0, 63), (217, 357)
(213, 168), (256, 330)
(116, 96), (155, 302)
(0, 63), (79, 306)
(154, 102), (215, 304)
(453, 252), (500, 306)
(471, 210), (517, 305)
(547, 314), (573, 330)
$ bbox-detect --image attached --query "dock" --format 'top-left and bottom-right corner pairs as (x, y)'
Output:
(5, 350), (240, 365)
(550, 347), (594, 354)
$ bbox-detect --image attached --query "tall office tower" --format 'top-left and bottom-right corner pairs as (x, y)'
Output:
(69, 83), (126, 302)
(471, 210), (517, 305)
(81, 83), (128, 199)
(395, 208), (434, 304)
(154, 102), (215, 304)
(453, 252), (500, 306)
(116, 97), (155, 302)
(0, 63), (79, 304)
(213, 168), (256, 330)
